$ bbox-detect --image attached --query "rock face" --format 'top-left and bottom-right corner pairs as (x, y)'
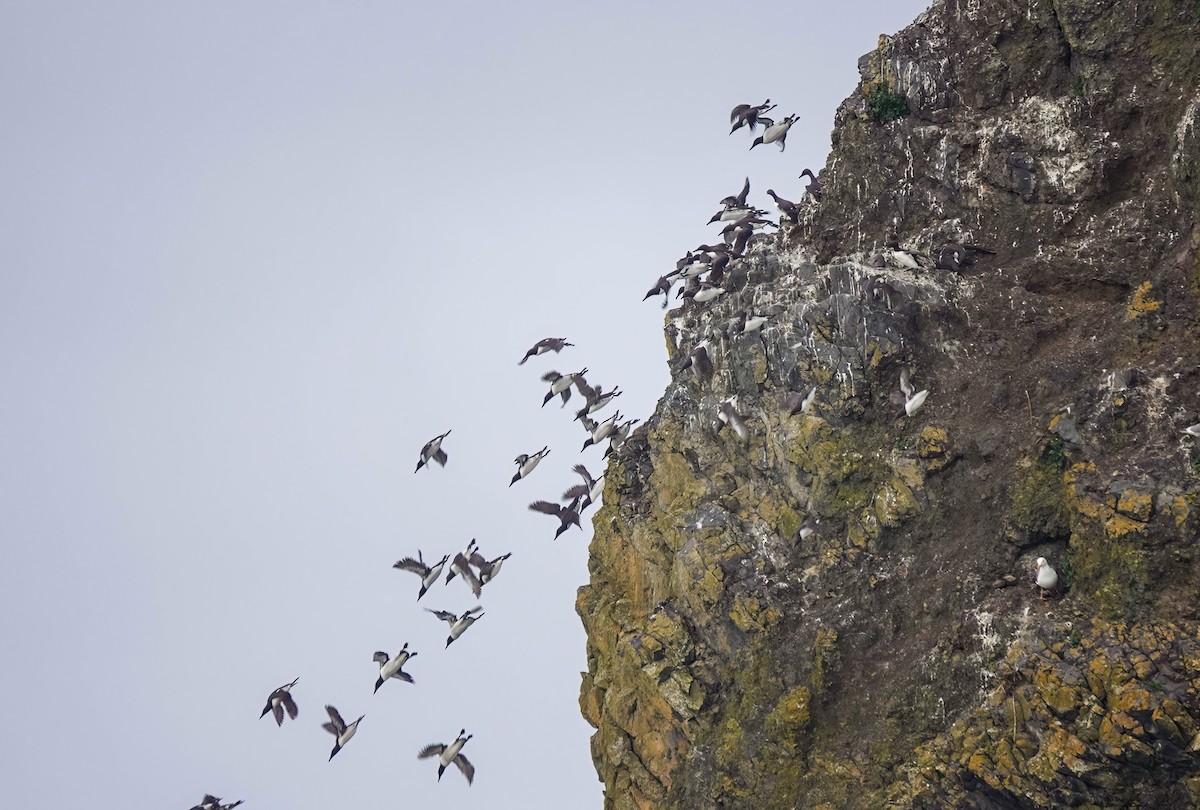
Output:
(576, 1), (1200, 807)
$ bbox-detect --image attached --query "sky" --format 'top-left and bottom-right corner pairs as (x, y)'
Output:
(0, 1), (930, 807)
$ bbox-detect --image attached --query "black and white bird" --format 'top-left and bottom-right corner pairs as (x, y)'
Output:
(933, 242), (995, 273)
(717, 396), (751, 442)
(718, 176), (752, 208)
(259, 677), (299, 726)
(799, 168), (822, 201)
(393, 550), (451, 601)
(418, 729), (475, 784)
(469, 549), (513, 587)
(890, 369), (929, 416)
(574, 379), (622, 419)
(783, 387), (818, 416)
(750, 114), (798, 151)
(445, 538), (480, 597)
(510, 446), (551, 486)
(766, 189), (799, 224)
(190, 795), (242, 810)
(519, 337), (573, 365)
(643, 273), (679, 308)
(678, 341), (714, 384)
(581, 411), (622, 451)
(563, 464), (603, 511)
(603, 418), (640, 458)
(426, 606), (484, 647)
(729, 100), (775, 134)
(541, 368), (588, 407)
(415, 430), (451, 472)
(322, 705), (364, 761)
(373, 643), (417, 692)
(529, 496), (583, 539)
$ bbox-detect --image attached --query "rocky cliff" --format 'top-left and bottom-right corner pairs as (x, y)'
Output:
(576, 1), (1200, 807)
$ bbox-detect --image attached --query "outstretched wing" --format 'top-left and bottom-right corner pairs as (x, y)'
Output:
(418, 743), (447, 759)
(325, 704), (346, 732)
(280, 691), (298, 719)
(425, 608), (458, 624)
(529, 500), (561, 516)
(454, 753), (475, 784)
(456, 557), (483, 598)
(271, 701), (284, 726)
(432, 448), (448, 466)
(393, 557), (427, 576)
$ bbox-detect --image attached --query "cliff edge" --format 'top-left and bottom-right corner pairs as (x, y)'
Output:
(577, 0), (1200, 807)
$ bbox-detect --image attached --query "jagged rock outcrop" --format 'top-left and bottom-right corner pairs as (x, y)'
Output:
(577, 1), (1200, 807)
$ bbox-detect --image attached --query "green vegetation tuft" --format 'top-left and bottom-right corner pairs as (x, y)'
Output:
(867, 84), (909, 123)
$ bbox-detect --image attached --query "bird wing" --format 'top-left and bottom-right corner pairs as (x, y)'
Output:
(735, 176), (750, 206)
(392, 669), (414, 684)
(418, 743), (447, 759)
(322, 722), (338, 735)
(457, 558), (483, 597)
(425, 608), (458, 624)
(899, 368), (913, 398)
(463, 605), (484, 617)
(572, 464), (593, 484)
(467, 549), (487, 568)
(281, 691), (298, 719)
(529, 500), (561, 516)
(454, 753), (476, 784)
(730, 103), (750, 122)
(541, 370), (562, 383)
(393, 557), (427, 575)
(432, 448), (448, 466)
(575, 377), (597, 402)
(272, 701), (284, 726)
(325, 704), (346, 732)
(372, 650), (390, 665)
(562, 483), (589, 500)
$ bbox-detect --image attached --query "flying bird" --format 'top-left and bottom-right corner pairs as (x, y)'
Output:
(718, 176), (751, 208)
(418, 729), (475, 784)
(259, 677), (299, 726)
(322, 705), (364, 761)
(426, 606), (484, 647)
(519, 337), (573, 365)
(890, 369), (929, 416)
(373, 644), (417, 692)
(510, 446), (551, 486)
(530, 496), (583, 539)
(783, 387), (818, 416)
(581, 411), (622, 451)
(750, 114), (798, 151)
(189, 795), (242, 810)
(718, 397), (750, 443)
(393, 550), (451, 601)
(469, 549), (513, 588)
(729, 100), (776, 134)
(415, 430), (451, 472)
(574, 380), (622, 419)
(541, 368), (588, 407)
(563, 464), (603, 511)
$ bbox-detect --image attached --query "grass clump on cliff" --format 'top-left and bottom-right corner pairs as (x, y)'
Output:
(867, 84), (909, 123)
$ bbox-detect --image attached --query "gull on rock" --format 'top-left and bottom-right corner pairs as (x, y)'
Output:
(1035, 557), (1059, 600)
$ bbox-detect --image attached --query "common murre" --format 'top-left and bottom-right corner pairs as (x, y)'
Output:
(393, 549), (450, 601)
(426, 606), (484, 647)
(510, 446), (551, 486)
(529, 496), (583, 539)
(259, 677), (299, 726)
(562, 463), (604, 511)
(415, 430), (451, 472)
(890, 369), (929, 416)
(322, 705), (364, 761)
(518, 337), (573, 365)
(541, 368), (588, 407)
(729, 100), (776, 134)
(373, 644), (417, 692)
(418, 729), (475, 784)
(750, 114), (798, 151)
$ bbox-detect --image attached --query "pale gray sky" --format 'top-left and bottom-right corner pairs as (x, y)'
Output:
(0, 1), (928, 807)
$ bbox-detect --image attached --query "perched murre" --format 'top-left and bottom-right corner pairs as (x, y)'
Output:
(393, 550), (451, 601)
(934, 242), (995, 273)
(581, 411), (622, 451)
(729, 100), (775, 134)
(766, 190), (799, 224)
(799, 168), (822, 201)
(322, 705), (364, 761)
(793, 514), (819, 545)
(415, 430), (451, 473)
(719, 177), (751, 208)
(883, 233), (925, 270)
(373, 643), (417, 692)
(690, 282), (726, 305)
(418, 729), (475, 784)
(783, 387), (818, 416)
(731, 310), (770, 336)
(518, 337), (573, 365)
(677, 341), (713, 384)
(1035, 557), (1059, 600)
(259, 677), (299, 726)
(529, 496), (583, 539)
(717, 396), (750, 442)
(563, 463), (604, 511)
(890, 369), (929, 416)
(750, 114), (798, 151)
(510, 446), (551, 486)
(426, 606), (484, 648)
(541, 368), (588, 407)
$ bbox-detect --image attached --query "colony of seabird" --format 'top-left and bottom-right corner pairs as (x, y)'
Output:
(186, 96), (1105, 808)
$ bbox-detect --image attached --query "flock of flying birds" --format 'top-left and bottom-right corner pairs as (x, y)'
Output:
(188, 332), (634, 809)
